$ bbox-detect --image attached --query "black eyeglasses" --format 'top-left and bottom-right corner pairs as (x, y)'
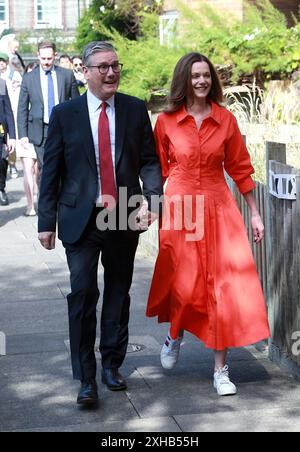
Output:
(85, 63), (123, 74)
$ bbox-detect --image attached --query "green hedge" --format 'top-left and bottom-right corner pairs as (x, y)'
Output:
(75, 0), (300, 101)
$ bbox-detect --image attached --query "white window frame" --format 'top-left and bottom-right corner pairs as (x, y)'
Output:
(160, 10), (179, 46)
(34, 0), (63, 29)
(0, 0), (9, 26)
(78, 0), (91, 19)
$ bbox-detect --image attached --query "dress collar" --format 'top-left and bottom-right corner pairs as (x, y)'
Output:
(176, 100), (222, 125)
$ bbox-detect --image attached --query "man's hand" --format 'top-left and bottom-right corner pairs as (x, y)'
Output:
(20, 137), (30, 149)
(135, 199), (159, 231)
(38, 232), (56, 250)
(7, 139), (16, 154)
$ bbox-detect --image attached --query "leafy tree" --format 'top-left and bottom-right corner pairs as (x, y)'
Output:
(76, 0), (163, 50)
(17, 28), (77, 55)
(177, 0), (300, 82)
(74, 0), (300, 101)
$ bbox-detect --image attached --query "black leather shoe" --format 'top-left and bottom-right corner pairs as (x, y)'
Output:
(0, 190), (9, 206)
(77, 379), (98, 406)
(102, 368), (127, 391)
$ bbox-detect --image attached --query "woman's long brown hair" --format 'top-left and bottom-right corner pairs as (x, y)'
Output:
(165, 52), (224, 113)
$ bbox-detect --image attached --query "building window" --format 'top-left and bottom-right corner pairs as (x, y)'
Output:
(35, 0), (62, 28)
(160, 10), (179, 46)
(0, 0), (8, 23)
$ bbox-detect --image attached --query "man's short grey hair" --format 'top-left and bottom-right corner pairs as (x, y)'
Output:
(83, 41), (117, 66)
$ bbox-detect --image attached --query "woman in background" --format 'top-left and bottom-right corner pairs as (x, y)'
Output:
(16, 62), (39, 216)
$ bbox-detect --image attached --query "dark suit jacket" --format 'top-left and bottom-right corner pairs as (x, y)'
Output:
(0, 78), (16, 142)
(38, 92), (163, 244)
(17, 65), (80, 146)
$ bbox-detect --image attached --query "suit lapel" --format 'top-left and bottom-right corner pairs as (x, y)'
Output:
(115, 93), (126, 170)
(75, 93), (97, 173)
(55, 66), (63, 101)
(32, 68), (43, 106)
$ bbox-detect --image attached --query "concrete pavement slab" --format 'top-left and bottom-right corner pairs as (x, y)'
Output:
(0, 353), (139, 431)
(1, 166), (300, 432)
(0, 265), (65, 302)
(174, 407), (300, 432)
(9, 416), (181, 432)
(0, 299), (68, 334)
(124, 371), (300, 420)
(5, 332), (68, 355)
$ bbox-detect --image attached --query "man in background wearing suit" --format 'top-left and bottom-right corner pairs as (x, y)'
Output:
(38, 41), (163, 406)
(0, 77), (16, 205)
(17, 41), (79, 175)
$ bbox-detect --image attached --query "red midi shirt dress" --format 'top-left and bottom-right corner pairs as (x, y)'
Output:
(146, 102), (270, 350)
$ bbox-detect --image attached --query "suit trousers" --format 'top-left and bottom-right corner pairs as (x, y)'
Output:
(0, 157), (8, 191)
(63, 207), (139, 381)
(34, 124), (48, 179)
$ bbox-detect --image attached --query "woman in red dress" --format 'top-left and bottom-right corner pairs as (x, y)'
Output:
(146, 53), (270, 396)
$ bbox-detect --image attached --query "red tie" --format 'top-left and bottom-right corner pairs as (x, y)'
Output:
(98, 102), (117, 209)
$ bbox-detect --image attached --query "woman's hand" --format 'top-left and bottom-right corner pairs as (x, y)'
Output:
(243, 191), (264, 244)
(251, 213), (264, 244)
(135, 199), (159, 231)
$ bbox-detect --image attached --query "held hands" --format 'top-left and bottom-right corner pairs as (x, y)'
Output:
(135, 199), (159, 231)
(7, 139), (16, 154)
(38, 232), (56, 250)
(251, 213), (264, 244)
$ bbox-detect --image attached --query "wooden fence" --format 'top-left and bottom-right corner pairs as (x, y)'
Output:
(225, 175), (268, 298)
(227, 141), (300, 373)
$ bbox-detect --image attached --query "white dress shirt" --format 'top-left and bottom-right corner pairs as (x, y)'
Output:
(86, 89), (116, 205)
(40, 66), (59, 124)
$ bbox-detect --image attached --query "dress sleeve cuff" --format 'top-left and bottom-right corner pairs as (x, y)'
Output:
(237, 176), (256, 194)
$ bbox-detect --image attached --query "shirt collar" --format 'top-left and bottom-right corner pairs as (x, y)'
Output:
(87, 89), (115, 113)
(176, 100), (222, 125)
(41, 66), (55, 75)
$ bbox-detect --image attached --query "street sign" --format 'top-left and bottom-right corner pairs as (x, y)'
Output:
(269, 170), (297, 200)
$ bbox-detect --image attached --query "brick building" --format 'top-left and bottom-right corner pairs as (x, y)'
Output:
(0, 0), (91, 34)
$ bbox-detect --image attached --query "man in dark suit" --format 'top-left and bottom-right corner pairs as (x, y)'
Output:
(38, 41), (163, 406)
(17, 41), (79, 174)
(0, 77), (16, 206)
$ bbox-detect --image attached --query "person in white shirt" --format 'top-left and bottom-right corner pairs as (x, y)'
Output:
(16, 62), (39, 216)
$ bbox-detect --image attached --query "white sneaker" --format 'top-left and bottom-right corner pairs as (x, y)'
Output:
(9, 165), (19, 179)
(214, 365), (237, 396)
(25, 208), (37, 217)
(160, 332), (183, 370)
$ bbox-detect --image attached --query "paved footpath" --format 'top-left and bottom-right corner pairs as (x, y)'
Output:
(1, 168), (300, 433)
